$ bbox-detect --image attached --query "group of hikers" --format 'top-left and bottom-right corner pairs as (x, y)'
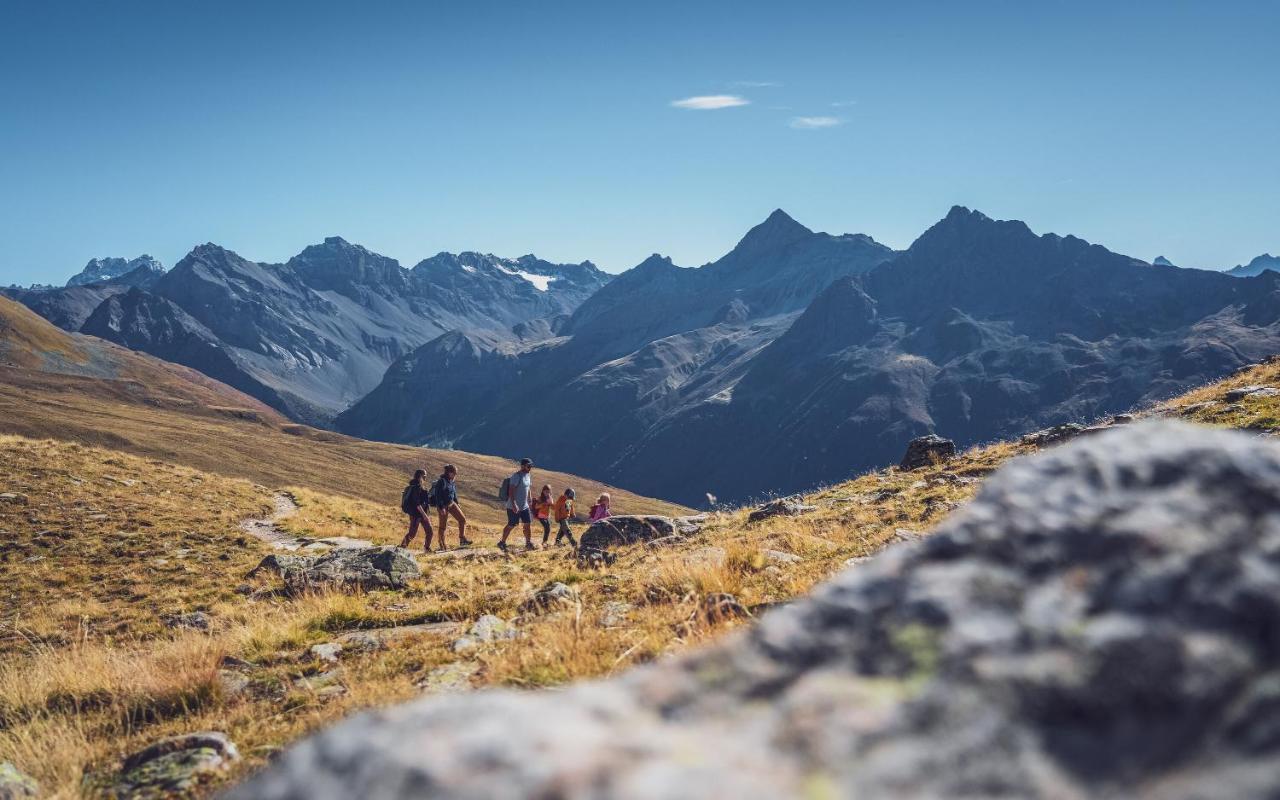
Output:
(399, 457), (613, 553)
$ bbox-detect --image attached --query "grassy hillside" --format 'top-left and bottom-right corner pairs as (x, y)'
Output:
(5, 290), (1280, 797)
(0, 295), (684, 526)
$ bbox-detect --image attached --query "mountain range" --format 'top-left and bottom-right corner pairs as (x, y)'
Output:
(339, 208), (1280, 505)
(5, 239), (608, 425)
(8, 210), (1280, 505)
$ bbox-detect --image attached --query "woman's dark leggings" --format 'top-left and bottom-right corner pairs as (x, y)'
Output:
(539, 517), (552, 543)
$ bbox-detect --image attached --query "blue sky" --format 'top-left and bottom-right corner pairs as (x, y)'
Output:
(2, 0), (1277, 285)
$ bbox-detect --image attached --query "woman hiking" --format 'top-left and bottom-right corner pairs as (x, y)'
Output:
(399, 469), (435, 552)
(432, 464), (472, 549)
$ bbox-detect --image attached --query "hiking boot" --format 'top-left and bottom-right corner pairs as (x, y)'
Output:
(525, 539), (538, 550)
(497, 541), (508, 553)
(459, 537), (474, 547)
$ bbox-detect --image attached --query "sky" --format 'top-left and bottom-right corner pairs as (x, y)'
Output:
(1, 0), (1277, 286)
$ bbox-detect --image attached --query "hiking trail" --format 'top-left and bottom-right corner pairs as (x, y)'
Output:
(240, 492), (374, 551)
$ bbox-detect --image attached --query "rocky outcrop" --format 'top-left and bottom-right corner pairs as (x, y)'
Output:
(250, 547), (420, 594)
(228, 422), (1280, 799)
(898, 433), (956, 470)
(746, 496), (815, 523)
(66, 255), (164, 288)
(578, 515), (707, 553)
(113, 732), (238, 798)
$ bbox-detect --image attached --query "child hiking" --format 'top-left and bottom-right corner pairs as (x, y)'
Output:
(531, 484), (554, 546)
(589, 492), (611, 522)
(553, 487), (577, 546)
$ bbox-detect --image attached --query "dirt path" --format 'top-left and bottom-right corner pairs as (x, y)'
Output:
(240, 492), (373, 552)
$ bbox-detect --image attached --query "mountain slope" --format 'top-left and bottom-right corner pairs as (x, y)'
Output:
(9, 238), (610, 425)
(344, 208), (1280, 506)
(1226, 253), (1280, 277)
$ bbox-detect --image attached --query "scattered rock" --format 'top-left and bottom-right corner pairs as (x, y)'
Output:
(245, 553), (311, 578)
(746, 497), (816, 524)
(293, 670), (344, 696)
(1110, 413), (1135, 424)
(334, 622), (461, 653)
(163, 611), (211, 631)
(1225, 385), (1280, 402)
(1020, 422), (1086, 447)
(682, 546), (727, 568)
(600, 601), (633, 627)
(227, 422), (1280, 800)
(216, 669), (251, 699)
(520, 582), (576, 614)
(417, 662), (479, 694)
(898, 433), (957, 470)
(763, 549), (802, 564)
(114, 732), (238, 799)
(893, 528), (922, 544)
(310, 643), (343, 663)
(0, 762), (37, 799)
(0, 493), (28, 506)
(575, 547), (616, 569)
(645, 535), (688, 549)
(701, 592), (748, 623)
(268, 547), (420, 594)
(451, 615), (518, 654)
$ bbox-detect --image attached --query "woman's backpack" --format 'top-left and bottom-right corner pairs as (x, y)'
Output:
(400, 483), (417, 514)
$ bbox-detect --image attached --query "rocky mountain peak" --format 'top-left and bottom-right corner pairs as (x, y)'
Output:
(1153, 255), (1176, 267)
(66, 255), (165, 287)
(728, 209), (814, 256)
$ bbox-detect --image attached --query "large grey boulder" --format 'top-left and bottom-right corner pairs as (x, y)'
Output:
(578, 515), (706, 553)
(225, 421), (1280, 799)
(255, 547), (420, 594)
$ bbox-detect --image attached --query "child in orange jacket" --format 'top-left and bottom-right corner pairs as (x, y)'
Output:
(553, 488), (578, 547)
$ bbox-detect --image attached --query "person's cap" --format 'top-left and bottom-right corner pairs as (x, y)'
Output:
(565, 488), (575, 498)
(520, 457), (533, 467)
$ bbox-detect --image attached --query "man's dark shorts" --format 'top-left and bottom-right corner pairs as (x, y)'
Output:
(507, 507), (532, 526)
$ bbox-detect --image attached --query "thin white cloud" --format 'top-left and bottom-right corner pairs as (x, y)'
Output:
(830, 100), (858, 107)
(671, 94), (750, 110)
(731, 80), (780, 88)
(789, 116), (843, 129)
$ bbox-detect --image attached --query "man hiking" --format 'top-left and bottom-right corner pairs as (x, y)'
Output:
(399, 469), (435, 553)
(498, 457), (535, 552)
(432, 464), (472, 549)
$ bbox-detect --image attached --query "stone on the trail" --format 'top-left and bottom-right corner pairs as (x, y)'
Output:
(310, 642), (343, 663)
(227, 421), (1280, 799)
(0, 762), (37, 799)
(114, 732), (238, 798)
(746, 496), (816, 524)
(335, 622), (461, 653)
(1020, 422), (1086, 446)
(1225, 384), (1280, 402)
(417, 662), (479, 694)
(520, 582), (576, 614)
(294, 670), (344, 695)
(578, 515), (707, 553)
(163, 611), (211, 631)
(1111, 413), (1135, 424)
(575, 547), (616, 569)
(0, 493), (28, 506)
(280, 546), (420, 594)
(898, 433), (957, 470)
